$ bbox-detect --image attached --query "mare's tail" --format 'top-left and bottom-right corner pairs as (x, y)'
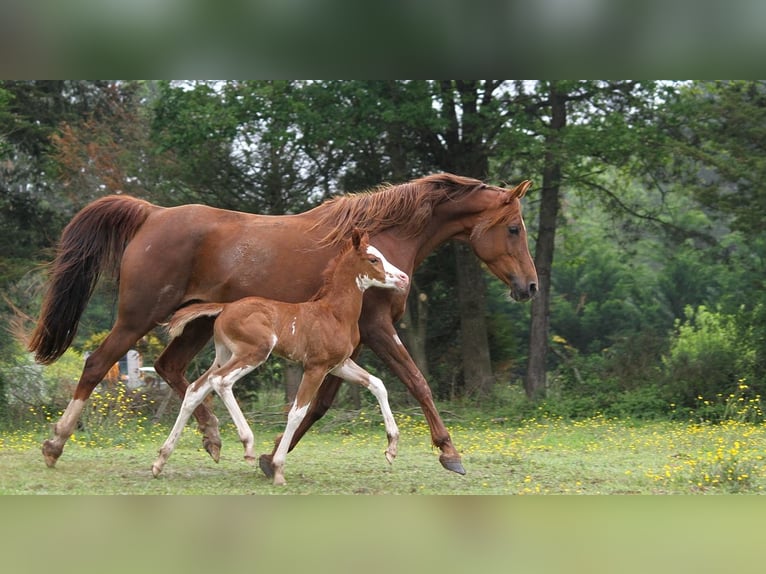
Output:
(166, 304), (226, 340)
(28, 195), (156, 364)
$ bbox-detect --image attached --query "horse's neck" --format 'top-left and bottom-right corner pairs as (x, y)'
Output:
(319, 263), (366, 322)
(406, 212), (481, 268)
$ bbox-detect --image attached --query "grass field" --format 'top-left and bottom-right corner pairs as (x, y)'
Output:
(2, 407), (766, 494)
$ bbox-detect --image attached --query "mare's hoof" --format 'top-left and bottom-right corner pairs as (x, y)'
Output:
(244, 455), (256, 465)
(439, 455), (466, 475)
(203, 438), (221, 463)
(258, 454), (275, 478)
(42, 440), (62, 468)
(151, 464), (162, 478)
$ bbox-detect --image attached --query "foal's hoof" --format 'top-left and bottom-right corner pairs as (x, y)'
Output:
(439, 454), (466, 475)
(203, 436), (221, 463)
(151, 464), (163, 478)
(42, 440), (62, 468)
(258, 454), (275, 478)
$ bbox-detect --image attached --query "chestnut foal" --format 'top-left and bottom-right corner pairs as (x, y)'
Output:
(152, 230), (409, 485)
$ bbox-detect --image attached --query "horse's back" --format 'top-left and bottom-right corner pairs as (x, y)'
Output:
(117, 205), (332, 324)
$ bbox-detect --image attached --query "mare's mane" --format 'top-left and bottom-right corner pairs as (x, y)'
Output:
(310, 173), (513, 246)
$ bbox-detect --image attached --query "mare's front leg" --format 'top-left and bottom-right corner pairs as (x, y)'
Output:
(331, 359), (399, 464)
(361, 313), (465, 475)
(152, 376), (214, 477)
(154, 315), (223, 462)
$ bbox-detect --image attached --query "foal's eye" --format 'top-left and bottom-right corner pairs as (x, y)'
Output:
(508, 225), (520, 236)
(369, 257), (380, 264)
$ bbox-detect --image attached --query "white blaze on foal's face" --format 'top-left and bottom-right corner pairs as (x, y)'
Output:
(356, 245), (408, 291)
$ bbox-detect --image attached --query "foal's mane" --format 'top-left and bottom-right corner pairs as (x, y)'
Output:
(308, 236), (361, 302)
(310, 173), (511, 246)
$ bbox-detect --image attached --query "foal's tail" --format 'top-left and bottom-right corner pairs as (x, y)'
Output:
(166, 304), (225, 340)
(28, 195), (156, 364)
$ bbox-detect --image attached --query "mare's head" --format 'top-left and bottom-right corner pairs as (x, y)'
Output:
(348, 229), (409, 293)
(465, 179), (538, 302)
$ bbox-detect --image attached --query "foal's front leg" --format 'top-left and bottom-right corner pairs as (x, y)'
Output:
(154, 317), (222, 462)
(331, 358), (399, 463)
(271, 369), (326, 486)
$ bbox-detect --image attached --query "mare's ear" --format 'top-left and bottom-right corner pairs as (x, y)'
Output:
(505, 180), (532, 202)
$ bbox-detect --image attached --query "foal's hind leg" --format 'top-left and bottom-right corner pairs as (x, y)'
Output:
(152, 376), (215, 477)
(331, 359), (399, 463)
(154, 315), (223, 462)
(210, 362), (259, 464)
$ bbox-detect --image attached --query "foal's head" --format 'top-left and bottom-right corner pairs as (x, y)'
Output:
(348, 229), (409, 293)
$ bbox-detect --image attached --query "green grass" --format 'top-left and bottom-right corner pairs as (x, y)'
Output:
(3, 409), (766, 494)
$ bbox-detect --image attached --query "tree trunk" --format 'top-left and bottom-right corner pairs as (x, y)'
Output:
(455, 242), (494, 398)
(399, 282), (430, 382)
(284, 363), (302, 405)
(525, 84), (566, 399)
(434, 80), (496, 399)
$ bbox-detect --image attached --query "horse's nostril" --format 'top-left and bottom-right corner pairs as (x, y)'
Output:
(529, 282), (538, 294)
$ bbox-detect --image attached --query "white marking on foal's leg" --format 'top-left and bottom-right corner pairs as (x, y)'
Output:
(211, 366), (257, 463)
(152, 379), (213, 477)
(331, 359), (399, 464)
(271, 402), (310, 486)
(364, 373), (399, 463)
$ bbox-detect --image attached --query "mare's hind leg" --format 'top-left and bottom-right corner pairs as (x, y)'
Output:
(154, 315), (223, 462)
(43, 323), (146, 467)
(152, 376), (215, 477)
(331, 359), (399, 463)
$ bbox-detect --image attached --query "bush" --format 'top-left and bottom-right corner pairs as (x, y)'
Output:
(662, 306), (759, 408)
(1, 343), (85, 426)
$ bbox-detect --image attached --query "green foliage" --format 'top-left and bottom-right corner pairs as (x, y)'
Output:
(668, 81), (766, 237)
(5, 80), (766, 423)
(662, 306), (760, 408)
(0, 343), (84, 426)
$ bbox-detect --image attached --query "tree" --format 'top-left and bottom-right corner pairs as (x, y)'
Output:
(667, 81), (766, 238)
(421, 80), (530, 398)
(661, 81), (766, 398)
(498, 80), (671, 399)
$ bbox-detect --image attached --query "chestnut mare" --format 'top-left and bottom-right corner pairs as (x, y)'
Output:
(152, 230), (409, 485)
(29, 173), (537, 476)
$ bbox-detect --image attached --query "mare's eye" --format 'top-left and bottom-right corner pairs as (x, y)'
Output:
(508, 225), (520, 236)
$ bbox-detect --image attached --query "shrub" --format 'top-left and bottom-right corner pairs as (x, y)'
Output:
(662, 306), (759, 408)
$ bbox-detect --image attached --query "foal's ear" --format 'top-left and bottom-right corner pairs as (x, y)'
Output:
(351, 228), (367, 251)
